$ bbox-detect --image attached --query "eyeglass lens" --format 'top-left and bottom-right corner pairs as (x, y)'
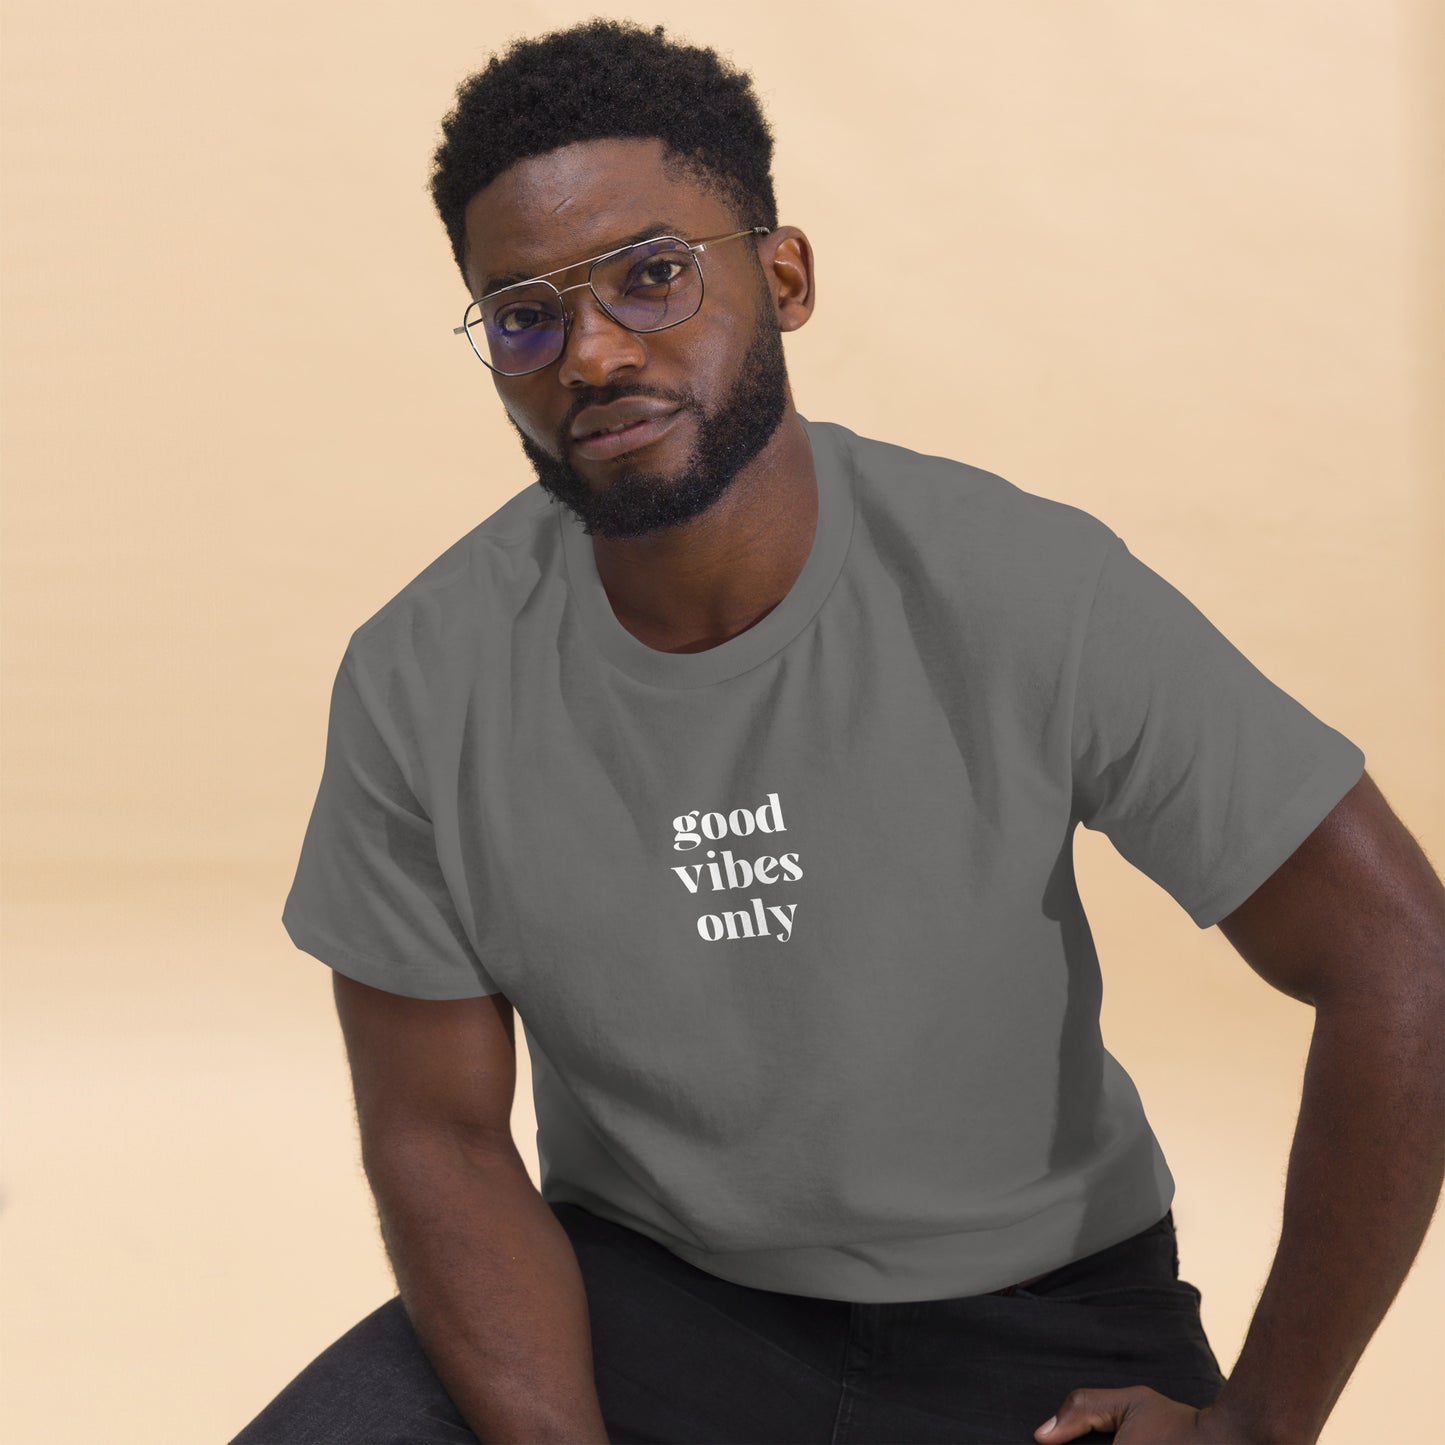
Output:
(463, 238), (702, 374)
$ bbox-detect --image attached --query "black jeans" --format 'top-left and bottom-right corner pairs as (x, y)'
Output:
(229, 1201), (1226, 1444)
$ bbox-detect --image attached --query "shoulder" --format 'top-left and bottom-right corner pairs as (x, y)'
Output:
(344, 481), (556, 674)
(816, 416), (1118, 600)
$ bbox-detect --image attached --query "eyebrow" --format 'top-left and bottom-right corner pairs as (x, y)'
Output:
(480, 221), (688, 297)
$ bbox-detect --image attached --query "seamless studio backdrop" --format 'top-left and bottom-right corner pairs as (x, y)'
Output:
(2, 3), (1442, 1443)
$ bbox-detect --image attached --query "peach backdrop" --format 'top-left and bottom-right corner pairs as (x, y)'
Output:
(2, 2), (1441, 1442)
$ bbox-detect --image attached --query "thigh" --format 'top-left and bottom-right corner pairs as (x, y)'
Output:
(835, 1212), (1227, 1445)
(552, 1200), (847, 1445)
(227, 1296), (477, 1445)
(229, 1203), (851, 1445)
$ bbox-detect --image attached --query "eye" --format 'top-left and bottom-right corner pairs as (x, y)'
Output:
(626, 257), (689, 291)
(496, 303), (552, 334)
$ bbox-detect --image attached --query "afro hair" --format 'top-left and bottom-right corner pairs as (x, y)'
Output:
(427, 18), (780, 293)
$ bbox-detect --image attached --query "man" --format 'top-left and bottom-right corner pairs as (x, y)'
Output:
(231, 18), (1445, 1445)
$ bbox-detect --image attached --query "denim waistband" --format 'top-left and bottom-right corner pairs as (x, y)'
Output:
(986, 1209), (1175, 1296)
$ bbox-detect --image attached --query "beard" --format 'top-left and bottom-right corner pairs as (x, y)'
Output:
(503, 299), (791, 540)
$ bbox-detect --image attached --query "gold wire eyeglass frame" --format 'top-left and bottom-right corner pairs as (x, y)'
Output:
(452, 226), (771, 376)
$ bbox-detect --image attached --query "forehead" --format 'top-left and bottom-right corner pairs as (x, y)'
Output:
(462, 136), (732, 297)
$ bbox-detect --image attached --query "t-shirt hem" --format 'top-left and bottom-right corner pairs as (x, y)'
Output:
(642, 1192), (1175, 1303)
(1184, 742), (1366, 930)
(281, 913), (503, 1000)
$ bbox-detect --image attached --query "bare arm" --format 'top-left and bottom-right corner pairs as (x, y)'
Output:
(1033, 770), (1445, 1445)
(1205, 771), (1445, 1444)
(368, 1128), (610, 1444)
(333, 973), (610, 1445)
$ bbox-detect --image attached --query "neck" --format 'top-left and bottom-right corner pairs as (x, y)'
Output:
(591, 407), (818, 654)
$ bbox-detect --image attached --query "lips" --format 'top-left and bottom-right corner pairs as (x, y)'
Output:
(571, 398), (680, 440)
(571, 409), (684, 461)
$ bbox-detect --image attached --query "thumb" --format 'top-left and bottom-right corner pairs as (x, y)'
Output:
(1035, 1387), (1136, 1441)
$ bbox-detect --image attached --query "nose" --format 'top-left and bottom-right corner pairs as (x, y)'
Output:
(555, 286), (649, 389)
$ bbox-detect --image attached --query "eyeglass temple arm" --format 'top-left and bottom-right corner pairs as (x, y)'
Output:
(693, 225), (771, 251)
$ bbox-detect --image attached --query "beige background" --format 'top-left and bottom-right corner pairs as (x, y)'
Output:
(3, 2), (1441, 1442)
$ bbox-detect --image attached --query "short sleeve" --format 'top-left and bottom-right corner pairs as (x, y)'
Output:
(1070, 534), (1366, 930)
(281, 645), (502, 999)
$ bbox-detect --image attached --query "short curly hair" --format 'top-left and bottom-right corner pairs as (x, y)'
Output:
(427, 18), (779, 293)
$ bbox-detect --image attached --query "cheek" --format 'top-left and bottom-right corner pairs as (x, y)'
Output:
(665, 314), (737, 393)
(497, 396), (541, 445)
(702, 286), (755, 346)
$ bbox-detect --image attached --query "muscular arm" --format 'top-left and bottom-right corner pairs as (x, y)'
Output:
(335, 976), (611, 1444)
(1205, 771), (1445, 1444)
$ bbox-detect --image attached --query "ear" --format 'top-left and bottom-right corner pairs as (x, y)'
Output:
(761, 226), (815, 332)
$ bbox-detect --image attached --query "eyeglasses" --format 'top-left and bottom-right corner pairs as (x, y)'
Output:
(452, 226), (770, 377)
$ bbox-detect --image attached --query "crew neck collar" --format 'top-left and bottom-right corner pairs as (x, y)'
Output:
(557, 413), (856, 689)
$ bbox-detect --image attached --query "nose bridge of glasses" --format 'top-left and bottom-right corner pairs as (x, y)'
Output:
(536, 278), (616, 345)
(560, 260), (684, 333)
(535, 243), (637, 305)
(557, 277), (648, 357)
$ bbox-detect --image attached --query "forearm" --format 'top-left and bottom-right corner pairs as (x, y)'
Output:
(1210, 990), (1445, 1445)
(368, 1131), (611, 1445)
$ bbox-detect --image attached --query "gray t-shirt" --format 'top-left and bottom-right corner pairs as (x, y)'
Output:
(282, 414), (1364, 1302)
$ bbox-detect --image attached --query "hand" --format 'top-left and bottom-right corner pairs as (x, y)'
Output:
(1035, 1387), (1258, 1443)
